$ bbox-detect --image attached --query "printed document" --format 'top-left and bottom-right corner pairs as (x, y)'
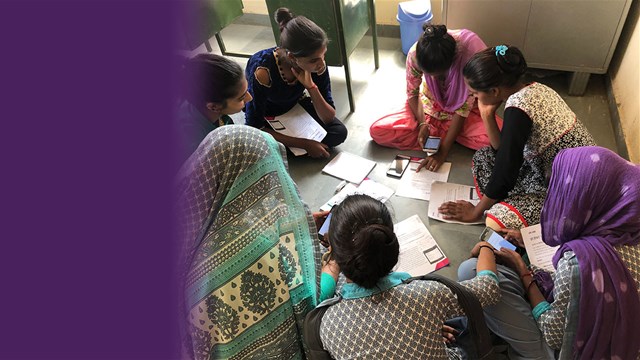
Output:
(521, 224), (558, 272)
(394, 215), (449, 276)
(428, 181), (482, 225)
(321, 152), (376, 184)
(320, 179), (394, 211)
(396, 161), (451, 201)
(265, 104), (327, 156)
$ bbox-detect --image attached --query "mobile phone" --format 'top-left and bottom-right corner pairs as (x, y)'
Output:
(386, 155), (411, 178)
(422, 136), (441, 155)
(318, 212), (332, 241)
(479, 227), (517, 251)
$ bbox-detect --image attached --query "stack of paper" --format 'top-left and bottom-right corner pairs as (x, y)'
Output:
(320, 179), (394, 211)
(321, 152), (376, 184)
(265, 104), (327, 156)
(427, 181), (482, 225)
(394, 215), (449, 276)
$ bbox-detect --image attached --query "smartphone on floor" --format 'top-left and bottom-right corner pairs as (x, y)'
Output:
(386, 155), (411, 178)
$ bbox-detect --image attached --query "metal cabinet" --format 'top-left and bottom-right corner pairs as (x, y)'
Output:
(178, 0), (244, 52)
(443, 0), (633, 95)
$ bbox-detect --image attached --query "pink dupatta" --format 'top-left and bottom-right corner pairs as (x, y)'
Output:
(424, 29), (486, 113)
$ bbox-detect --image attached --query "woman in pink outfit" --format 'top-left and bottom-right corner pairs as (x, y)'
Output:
(370, 24), (500, 172)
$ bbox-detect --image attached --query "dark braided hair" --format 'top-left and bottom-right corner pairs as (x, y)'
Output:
(328, 195), (399, 289)
(274, 8), (328, 57)
(463, 45), (527, 91)
(416, 24), (456, 74)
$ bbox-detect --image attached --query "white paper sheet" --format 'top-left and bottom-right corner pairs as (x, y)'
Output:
(395, 161), (451, 201)
(427, 181), (482, 225)
(521, 224), (558, 272)
(394, 215), (449, 276)
(320, 179), (394, 211)
(321, 152), (376, 184)
(265, 104), (327, 156)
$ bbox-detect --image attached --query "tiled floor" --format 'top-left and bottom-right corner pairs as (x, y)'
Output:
(195, 20), (618, 280)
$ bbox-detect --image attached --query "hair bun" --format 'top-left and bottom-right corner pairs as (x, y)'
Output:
(422, 24), (447, 40)
(496, 46), (527, 76)
(274, 7), (294, 32)
(349, 224), (399, 288)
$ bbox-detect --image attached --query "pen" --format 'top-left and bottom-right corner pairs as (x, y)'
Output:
(335, 180), (348, 193)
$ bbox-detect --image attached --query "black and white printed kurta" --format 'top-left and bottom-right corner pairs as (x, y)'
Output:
(319, 273), (499, 359)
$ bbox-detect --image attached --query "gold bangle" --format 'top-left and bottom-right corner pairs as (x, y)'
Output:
(418, 122), (428, 127)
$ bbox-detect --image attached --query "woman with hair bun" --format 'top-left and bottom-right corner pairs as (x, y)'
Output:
(438, 46), (595, 228)
(370, 24), (498, 172)
(313, 194), (501, 359)
(244, 8), (347, 158)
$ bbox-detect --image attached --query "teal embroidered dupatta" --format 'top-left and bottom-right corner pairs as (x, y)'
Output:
(177, 126), (321, 359)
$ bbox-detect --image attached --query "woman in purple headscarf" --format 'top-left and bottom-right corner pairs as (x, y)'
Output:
(461, 146), (640, 360)
(370, 24), (501, 172)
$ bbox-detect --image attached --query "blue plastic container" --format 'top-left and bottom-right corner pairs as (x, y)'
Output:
(397, 0), (433, 55)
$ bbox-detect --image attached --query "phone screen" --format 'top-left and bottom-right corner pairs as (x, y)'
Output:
(318, 212), (332, 237)
(424, 137), (440, 150)
(387, 156), (410, 177)
(480, 227), (517, 251)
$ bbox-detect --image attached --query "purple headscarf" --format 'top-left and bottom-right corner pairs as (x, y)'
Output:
(541, 146), (640, 359)
(423, 29), (486, 113)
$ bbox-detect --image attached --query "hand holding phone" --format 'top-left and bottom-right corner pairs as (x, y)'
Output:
(423, 136), (441, 155)
(480, 227), (517, 251)
(386, 155), (410, 178)
(317, 212), (332, 247)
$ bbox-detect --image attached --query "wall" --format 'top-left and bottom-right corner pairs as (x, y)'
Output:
(610, 0), (640, 162)
(243, 0), (268, 14)
(242, 0), (443, 25)
(376, 0), (443, 25)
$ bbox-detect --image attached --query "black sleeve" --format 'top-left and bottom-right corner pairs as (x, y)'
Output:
(484, 107), (533, 200)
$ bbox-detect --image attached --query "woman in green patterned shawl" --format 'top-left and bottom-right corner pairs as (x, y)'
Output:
(176, 125), (322, 359)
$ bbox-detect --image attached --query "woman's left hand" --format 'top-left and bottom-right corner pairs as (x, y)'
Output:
(291, 67), (314, 89)
(438, 200), (482, 223)
(478, 100), (502, 121)
(495, 248), (529, 276)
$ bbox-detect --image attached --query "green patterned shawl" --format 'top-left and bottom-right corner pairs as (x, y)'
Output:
(177, 125), (321, 359)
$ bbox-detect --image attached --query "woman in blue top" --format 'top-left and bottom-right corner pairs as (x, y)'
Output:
(245, 8), (347, 158)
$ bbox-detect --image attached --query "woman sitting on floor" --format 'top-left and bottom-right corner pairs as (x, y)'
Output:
(176, 54), (252, 163)
(438, 45), (595, 228)
(459, 146), (640, 359)
(176, 125), (324, 359)
(244, 7), (347, 158)
(370, 24), (499, 172)
(311, 194), (500, 359)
